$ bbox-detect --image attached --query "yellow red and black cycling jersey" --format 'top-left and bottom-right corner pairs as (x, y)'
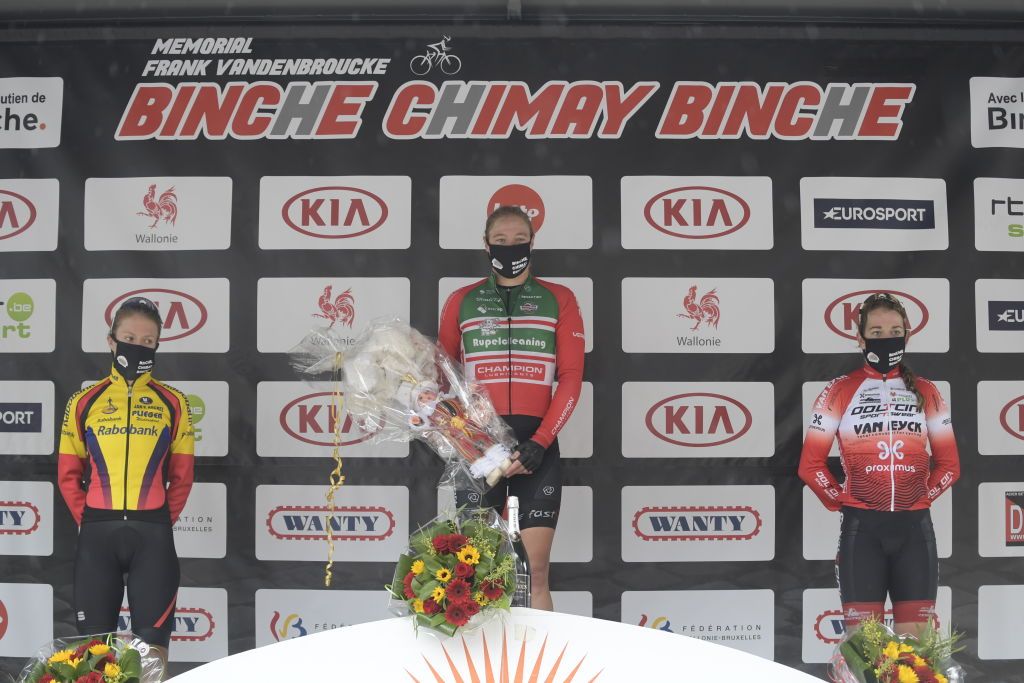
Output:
(58, 367), (194, 525)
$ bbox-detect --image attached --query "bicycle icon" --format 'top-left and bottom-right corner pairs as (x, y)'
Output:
(409, 35), (462, 76)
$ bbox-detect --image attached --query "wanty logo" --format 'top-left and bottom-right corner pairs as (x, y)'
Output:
(0, 402), (42, 433)
(644, 393), (752, 447)
(644, 186), (750, 239)
(488, 184), (545, 230)
(632, 505), (762, 541)
(677, 285), (721, 331)
(104, 289), (208, 342)
(313, 286), (355, 328)
(0, 599), (7, 640)
(988, 301), (1024, 331)
(279, 391), (372, 447)
(283, 186), (388, 238)
(265, 505), (396, 541)
(637, 614), (674, 632)
(824, 289), (928, 341)
(999, 395), (1024, 442)
(137, 184), (178, 229)
(814, 608), (898, 644)
(0, 291), (34, 340)
(1006, 491), (1024, 547)
(0, 189), (37, 241)
(270, 611), (308, 641)
(0, 501), (41, 535)
(118, 606), (215, 642)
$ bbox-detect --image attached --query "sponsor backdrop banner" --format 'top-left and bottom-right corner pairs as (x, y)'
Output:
(0, 23), (1021, 679)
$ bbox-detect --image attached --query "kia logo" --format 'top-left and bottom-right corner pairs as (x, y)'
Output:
(279, 391), (373, 447)
(823, 289), (929, 341)
(0, 189), (37, 241)
(0, 599), (7, 639)
(104, 289), (208, 342)
(282, 186), (389, 239)
(488, 183), (546, 230)
(644, 393), (752, 447)
(1000, 394), (1024, 442)
(643, 186), (750, 239)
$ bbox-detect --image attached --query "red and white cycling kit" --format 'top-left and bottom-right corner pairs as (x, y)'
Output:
(798, 365), (959, 512)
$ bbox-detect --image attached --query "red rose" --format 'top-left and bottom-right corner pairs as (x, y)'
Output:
(454, 562), (475, 580)
(403, 571), (417, 599)
(462, 597), (481, 617)
(423, 598), (441, 615)
(446, 534), (470, 553)
(432, 534), (450, 553)
(38, 675), (55, 683)
(446, 578), (471, 603)
(75, 673), (103, 683)
(445, 601), (471, 627)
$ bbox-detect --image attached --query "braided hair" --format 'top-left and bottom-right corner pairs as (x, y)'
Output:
(857, 292), (923, 410)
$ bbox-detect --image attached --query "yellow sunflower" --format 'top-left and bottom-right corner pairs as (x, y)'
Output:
(47, 650), (74, 664)
(456, 545), (481, 565)
(412, 599), (425, 614)
(432, 586), (446, 602)
(104, 662), (122, 678)
(897, 665), (919, 683)
(411, 560), (425, 575)
(435, 567), (452, 583)
(88, 644), (111, 656)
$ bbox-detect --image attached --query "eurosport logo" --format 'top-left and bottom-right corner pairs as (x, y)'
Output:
(82, 279), (229, 353)
(988, 301), (1024, 331)
(256, 382), (406, 458)
(256, 485), (408, 561)
(0, 403), (41, 433)
(0, 77), (63, 149)
(976, 280), (1024, 352)
(117, 587), (227, 662)
(84, 177), (231, 251)
(800, 178), (947, 251)
(974, 178), (1024, 251)
(622, 485), (774, 562)
(104, 289), (206, 342)
(970, 77), (1024, 148)
(259, 177), (411, 249)
(620, 177), (773, 250)
(622, 382), (774, 458)
(0, 180), (59, 252)
(622, 278), (774, 353)
(438, 176), (592, 249)
(801, 279), (949, 353)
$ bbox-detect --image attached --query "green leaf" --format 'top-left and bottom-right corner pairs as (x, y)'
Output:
(52, 662), (76, 680)
(839, 640), (875, 683)
(120, 647), (142, 680)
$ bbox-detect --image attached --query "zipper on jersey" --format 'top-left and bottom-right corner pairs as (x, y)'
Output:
(123, 385), (133, 520)
(885, 377), (895, 512)
(502, 287), (513, 413)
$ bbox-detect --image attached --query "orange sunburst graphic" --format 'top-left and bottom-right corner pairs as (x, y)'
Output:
(406, 628), (602, 683)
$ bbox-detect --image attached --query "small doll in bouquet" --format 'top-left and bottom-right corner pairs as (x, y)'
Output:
(399, 379), (512, 487)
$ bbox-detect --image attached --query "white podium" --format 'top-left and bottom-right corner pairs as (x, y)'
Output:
(170, 608), (822, 681)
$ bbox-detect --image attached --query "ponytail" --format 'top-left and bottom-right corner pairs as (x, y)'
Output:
(898, 361), (924, 410)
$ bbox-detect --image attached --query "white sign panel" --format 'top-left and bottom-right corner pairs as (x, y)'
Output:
(978, 482), (1024, 557)
(173, 482), (227, 559)
(0, 380), (54, 455)
(800, 177), (948, 251)
(259, 176), (411, 249)
(119, 587), (228, 662)
(0, 481), (53, 556)
(439, 176), (592, 249)
(257, 277), (410, 353)
(977, 381), (1024, 456)
(0, 583), (53, 656)
(621, 176), (774, 250)
(0, 179), (59, 251)
(0, 279), (56, 353)
(169, 380), (228, 458)
(555, 381), (592, 459)
(622, 278), (774, 353)
(622, 382), (774, 458)
(976, 279), (1024, 353)
(0, 77), (63, 148)
(622, 485), (775, 562)
(974, 178), (1024, 251)
(81, 279), (230, 353)
(255, 589), (393, 647)
(551, 591), (593, 618)
(970, 77), (1024, 148)
(801, 278), (949, 353)
(978, 584), (1024, 659)
(255, 485), (408, 562)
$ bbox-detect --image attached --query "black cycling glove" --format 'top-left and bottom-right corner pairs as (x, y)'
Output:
(515, 439), (545, 472)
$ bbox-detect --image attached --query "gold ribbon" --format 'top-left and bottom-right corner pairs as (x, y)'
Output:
(324, 351), (346, 587)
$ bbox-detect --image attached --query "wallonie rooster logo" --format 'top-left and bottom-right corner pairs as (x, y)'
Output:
(137, 184), (179, 229)
(677, 285), (721, 331)
(313, 285), (355, 328)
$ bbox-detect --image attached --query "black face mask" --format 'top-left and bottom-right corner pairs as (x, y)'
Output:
(862, 336), (905, 374)
(487, 242), (531, 279)
(111, 340), (156, 381)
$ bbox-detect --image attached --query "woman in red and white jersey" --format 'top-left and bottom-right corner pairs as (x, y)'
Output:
(798, 292), (959, 637)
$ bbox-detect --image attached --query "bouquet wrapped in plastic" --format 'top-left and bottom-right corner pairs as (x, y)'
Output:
(11, 632), (164, 683)
(387, 507), (517, 636)
(290, 319), (514, 491)
(828, 617), (965, 683)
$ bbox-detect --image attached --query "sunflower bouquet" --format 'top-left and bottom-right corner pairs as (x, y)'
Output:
(828, 617), (965, 683)
(14, 632), (164, 683)
(388, 507), (517, 637)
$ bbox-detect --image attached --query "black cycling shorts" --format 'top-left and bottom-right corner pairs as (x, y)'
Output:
(456, 415), (561, 530)
(74, 516), (180, 648)
(836, 506), (938, 623)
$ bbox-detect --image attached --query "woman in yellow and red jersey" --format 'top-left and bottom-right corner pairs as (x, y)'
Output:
(798, 292), (959, 638)
(58, 297), (194, 668)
